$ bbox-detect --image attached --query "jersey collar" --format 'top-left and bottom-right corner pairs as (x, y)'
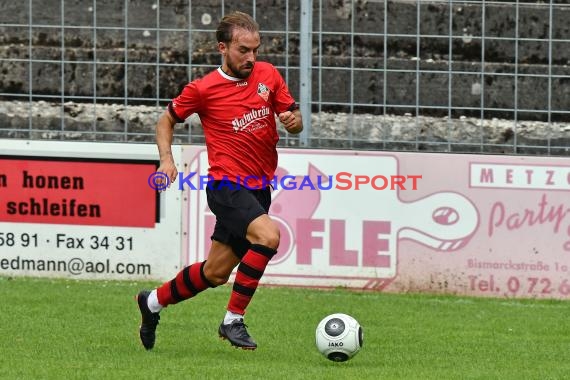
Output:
(217, 67), (242, 81)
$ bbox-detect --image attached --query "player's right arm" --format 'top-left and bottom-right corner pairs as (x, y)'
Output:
(156, 80), (203, 188)
(156, 111), (178, 186)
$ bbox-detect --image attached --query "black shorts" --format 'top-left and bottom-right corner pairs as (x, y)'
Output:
(206, 181), (272, 259)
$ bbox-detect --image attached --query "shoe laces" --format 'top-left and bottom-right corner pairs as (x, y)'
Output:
(231, 320), (251, 338)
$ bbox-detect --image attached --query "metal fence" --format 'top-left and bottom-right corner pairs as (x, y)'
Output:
(0, 0), (569, 154)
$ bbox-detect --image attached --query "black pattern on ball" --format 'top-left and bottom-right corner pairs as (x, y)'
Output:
(358, 326), (364, 347)
(324, 318), (345, 337)
(328, 352), (349, 362)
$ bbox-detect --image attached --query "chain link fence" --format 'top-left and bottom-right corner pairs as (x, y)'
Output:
(0, 0), (569, 154)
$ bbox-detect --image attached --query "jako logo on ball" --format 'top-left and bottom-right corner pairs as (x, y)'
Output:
(315, 313), (363, 362)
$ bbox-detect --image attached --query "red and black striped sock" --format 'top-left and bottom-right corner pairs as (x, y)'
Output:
(227, 244), (277, 315)
(156, 261), (214, 306)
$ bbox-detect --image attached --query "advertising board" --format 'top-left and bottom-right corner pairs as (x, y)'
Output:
(0, 140), (182, 280)
(181, 146), (570, 299)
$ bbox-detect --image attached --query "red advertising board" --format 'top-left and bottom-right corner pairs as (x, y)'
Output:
(0, 157), (158, 227)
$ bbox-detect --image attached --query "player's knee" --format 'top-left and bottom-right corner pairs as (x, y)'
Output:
(247, 215), (280, 249)
(253, 225), (280, 249)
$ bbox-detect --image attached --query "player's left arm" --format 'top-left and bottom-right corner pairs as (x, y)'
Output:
(278, 108), (303, 135)
(271, 63), (303, 134)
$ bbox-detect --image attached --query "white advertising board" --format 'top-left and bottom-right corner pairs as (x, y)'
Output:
(0, 140), (182, 280)
(182, 146), (570, 299)
(182, 147), (477, 287)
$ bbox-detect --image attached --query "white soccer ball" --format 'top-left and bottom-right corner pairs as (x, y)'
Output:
(315, 313), (363, 362)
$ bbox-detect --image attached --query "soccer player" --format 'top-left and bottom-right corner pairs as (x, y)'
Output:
(136, 11), (303, 350)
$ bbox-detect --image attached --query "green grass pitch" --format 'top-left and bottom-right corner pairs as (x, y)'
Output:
(2, 276), (570, 380)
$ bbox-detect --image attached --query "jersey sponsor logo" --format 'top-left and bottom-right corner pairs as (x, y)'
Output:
(236, 81), (248, 87)
(257, 83), (270, 102)
(232, 106), (271, 132)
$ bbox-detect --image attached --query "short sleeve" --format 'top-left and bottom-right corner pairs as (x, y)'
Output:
(168, 82), (202, 123)
(271, 66), (297, 115)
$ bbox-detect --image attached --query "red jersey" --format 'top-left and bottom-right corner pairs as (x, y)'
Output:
(168, 62), (297, 187)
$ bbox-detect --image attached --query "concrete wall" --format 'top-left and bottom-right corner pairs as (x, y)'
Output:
(0, 0), (568, 146)
(2, 100), (569, 156)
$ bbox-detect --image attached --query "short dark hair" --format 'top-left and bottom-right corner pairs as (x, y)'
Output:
(216, 11), (259, 44)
